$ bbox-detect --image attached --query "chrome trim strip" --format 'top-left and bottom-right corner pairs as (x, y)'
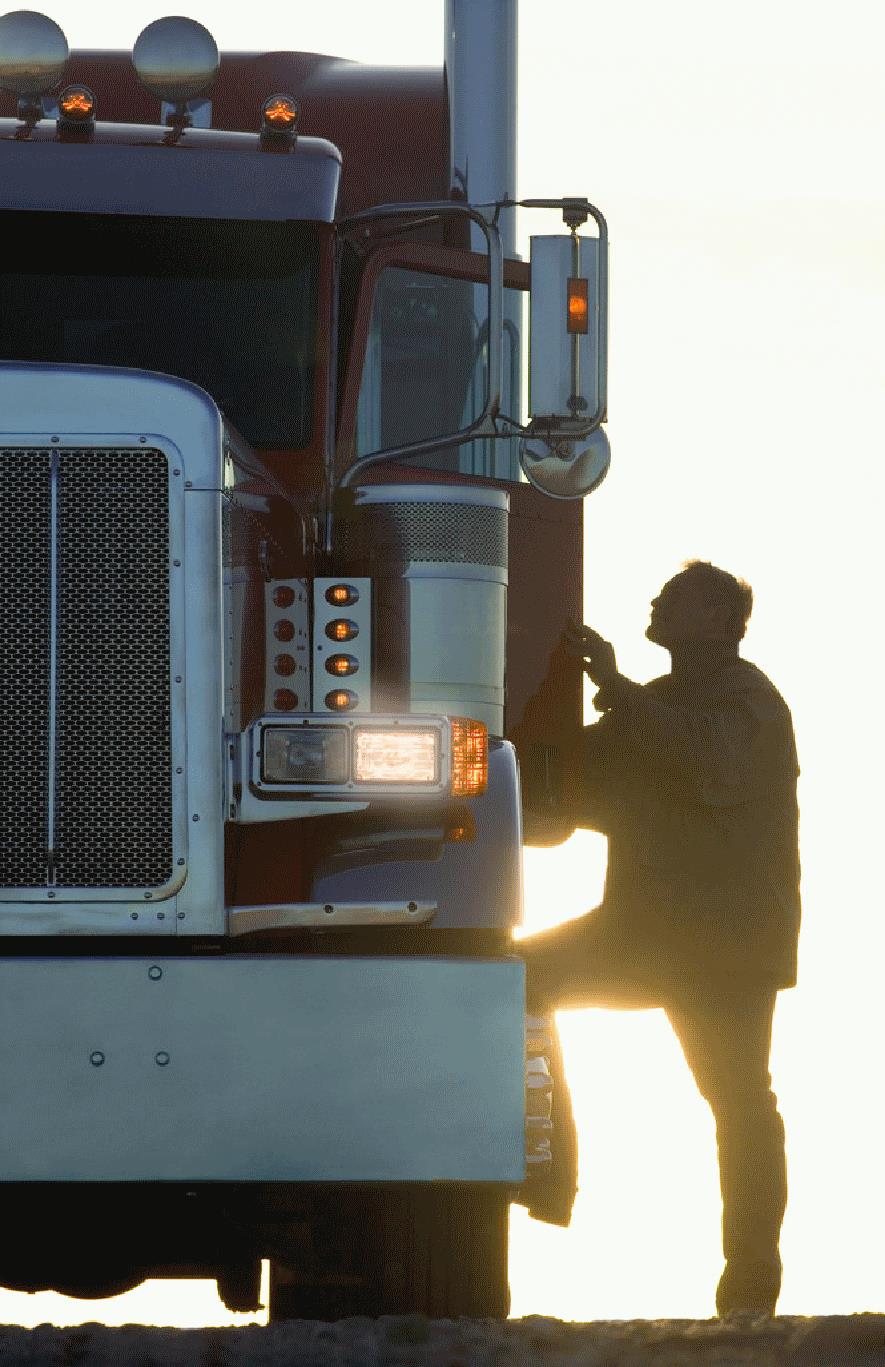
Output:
(227, 901), (437, 935)
(46, 448), (58, 884)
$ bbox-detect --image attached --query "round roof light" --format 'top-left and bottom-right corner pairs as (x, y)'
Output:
(132, 16), (219, 103)
(0, 10), (68, 98)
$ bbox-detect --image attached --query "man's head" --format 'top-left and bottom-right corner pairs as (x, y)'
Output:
(646, 561), (753, 649)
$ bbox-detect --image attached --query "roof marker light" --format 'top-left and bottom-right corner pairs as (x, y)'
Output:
(261, 93), (299, 146)
(58, 84), (96, 128)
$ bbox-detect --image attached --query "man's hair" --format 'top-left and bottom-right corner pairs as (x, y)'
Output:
(680, 560), (754, 640)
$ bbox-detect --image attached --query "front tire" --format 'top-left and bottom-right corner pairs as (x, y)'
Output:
(269, 1185), (510, 1321)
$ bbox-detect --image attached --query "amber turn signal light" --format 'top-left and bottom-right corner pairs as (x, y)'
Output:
(450, 717), (488, 798)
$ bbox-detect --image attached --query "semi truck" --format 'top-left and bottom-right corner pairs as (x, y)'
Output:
(0, 2), (610, 1320)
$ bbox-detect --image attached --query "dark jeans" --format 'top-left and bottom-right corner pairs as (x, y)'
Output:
(522, 909), (787, 1279)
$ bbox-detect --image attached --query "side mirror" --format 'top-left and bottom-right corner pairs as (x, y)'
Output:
(520, 231), (610, 500)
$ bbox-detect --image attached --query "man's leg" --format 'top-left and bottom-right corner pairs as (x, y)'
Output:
(665, 986), (787, 1316)
(521, 909), (661, 1012)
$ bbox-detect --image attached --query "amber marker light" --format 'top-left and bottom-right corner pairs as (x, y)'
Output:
(450, 717), (488, 797)
(59, 85), (96, 121)
(354, 729), (438, 785)
(273, 688), (298, 711)
(326, 689), (358, 712)
(326, 619), (359, 642)
(567, 277), (589, 335)
(262, 93), (299, 135)
(274, 654), (296, 676)
(326, 583), (359, 607)
(273, 585), (295, 608)
(326, 654), (358, 677)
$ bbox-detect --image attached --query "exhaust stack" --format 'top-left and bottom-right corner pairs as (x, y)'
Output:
(444, 0), (517, 256)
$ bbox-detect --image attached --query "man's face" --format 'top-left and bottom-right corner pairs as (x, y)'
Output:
(646, 573), (730, 648)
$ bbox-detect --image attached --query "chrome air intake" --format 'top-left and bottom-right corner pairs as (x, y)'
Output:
(337, 484), (508, 736)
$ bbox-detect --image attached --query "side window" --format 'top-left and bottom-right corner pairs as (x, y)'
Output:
(355, 266), (523, 480)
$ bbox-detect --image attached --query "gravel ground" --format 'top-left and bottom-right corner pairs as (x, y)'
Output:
(1, 1316), (884, 1366)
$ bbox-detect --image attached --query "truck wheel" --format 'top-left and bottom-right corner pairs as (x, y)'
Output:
(268, 1185), (510, 1321)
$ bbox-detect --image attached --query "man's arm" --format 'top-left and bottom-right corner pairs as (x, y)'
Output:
(564, 623), (788, 805)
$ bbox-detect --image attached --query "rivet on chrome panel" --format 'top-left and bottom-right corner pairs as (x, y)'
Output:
(177, 857), (185, 865)
(175, 767), (183, 774)
(47, 891), (55, 899)
(157, 911), (165, 920)
(185, 480), (193, 488)
(177, 911), (186, 920)
(173, 559), (181, 568)
(174, 675), (182, 683)
(145, 892), (152, 899)
(408, 902), (418, 913)
(139, 436), (146, 443)
(173, 469), (180, 476)
(192, 813), (200, 822)
(324, 904), (334, 915)
(148, 966), (162, 980)
(131, 912), (139, 920)
(50, 435), (59, 443)
(155, 1052), (170, 1067)
(90, 1051), (105, 1067)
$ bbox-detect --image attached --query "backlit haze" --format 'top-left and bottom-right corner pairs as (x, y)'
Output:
(3, 0), (884, 1327)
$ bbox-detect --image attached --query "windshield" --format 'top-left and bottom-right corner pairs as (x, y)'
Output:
(0, 212), (318, 448)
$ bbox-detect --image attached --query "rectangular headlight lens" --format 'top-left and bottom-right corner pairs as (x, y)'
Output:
(353, 728), (439, 784)
(263, 726), (349, 784)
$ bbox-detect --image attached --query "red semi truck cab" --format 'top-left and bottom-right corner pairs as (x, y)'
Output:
(0, 7), (609, 1318)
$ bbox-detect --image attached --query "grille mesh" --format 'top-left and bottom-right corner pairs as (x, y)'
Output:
(0, 452), (52, 886)
(0, 447), (173, 891)
(340, 501), (507, 569)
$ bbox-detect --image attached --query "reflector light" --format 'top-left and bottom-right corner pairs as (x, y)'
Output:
(59, 85), (95, 122)
(273, 688), (298, 711)
(275, 654), (296, 676)
(326, 689), (358, 712)
(273, 585), (295, 608)
(326, 584), (359, 607)
(450, 717), (488, 797)
(354, 729), (439, 785)
(326, 618), (359, 642)
(326, 653), (358, 677)
(273, 619), (295, 642)
(567, 277), (589, 335)
(262, 92), (299, 133)
(263, 726), (348, 785)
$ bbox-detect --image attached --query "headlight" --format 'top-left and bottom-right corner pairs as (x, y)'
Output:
(263, 726), (349, 785)
(353, 728), (439, 785)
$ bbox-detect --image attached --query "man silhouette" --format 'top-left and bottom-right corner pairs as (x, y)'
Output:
(522, 561), (801, 1316)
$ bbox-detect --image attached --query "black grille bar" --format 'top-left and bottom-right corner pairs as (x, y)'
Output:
(0, 448), (173, 890)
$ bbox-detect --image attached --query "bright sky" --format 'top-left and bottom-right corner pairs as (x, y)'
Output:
(3, 0), (885, 1328)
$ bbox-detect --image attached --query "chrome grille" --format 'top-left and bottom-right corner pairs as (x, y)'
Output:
(0, 452), (52, 886)
(0, 448), (172, 890)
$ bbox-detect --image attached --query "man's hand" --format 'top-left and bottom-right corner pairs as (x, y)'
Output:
(562, 620), (620, 688)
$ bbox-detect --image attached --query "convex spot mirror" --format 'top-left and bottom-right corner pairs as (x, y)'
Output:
(520, 232), (610, 499)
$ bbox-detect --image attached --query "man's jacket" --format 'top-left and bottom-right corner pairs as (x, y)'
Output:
(578, 655), (801, 990)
